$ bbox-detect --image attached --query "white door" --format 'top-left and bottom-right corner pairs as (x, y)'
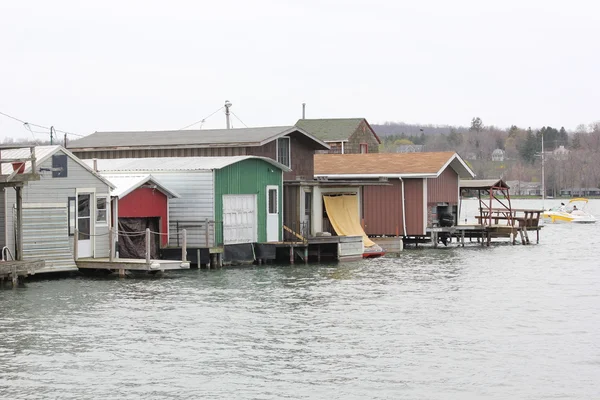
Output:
(223, 194), (257, 244)
(77, 193), (93, 258)
(266, 186), (279, 242)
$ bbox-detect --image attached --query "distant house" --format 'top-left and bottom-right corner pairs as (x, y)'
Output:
(552, 145), (569, 160)
(0, 146), (114, 273)
(295, 118), (381, 154)
(560, 187), (600, 197)
(396, 144), (425, 153)
(491, 148), (505, 162)
(314, 152), (475, 238)
(507, 181), (542, 196)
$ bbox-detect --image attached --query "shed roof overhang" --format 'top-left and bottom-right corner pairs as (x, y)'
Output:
(459, 179), (510, 190)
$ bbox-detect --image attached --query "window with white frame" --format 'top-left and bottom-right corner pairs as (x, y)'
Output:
(277, 137), (291, 168)
(96, 196), (108, 225)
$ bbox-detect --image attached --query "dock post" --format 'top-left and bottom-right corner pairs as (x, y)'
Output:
(432, 232), (438, 248)
(74, 229), (79, 261)
(205, 218), (209, 247)
(461, 230), (465, 247)
(145, 228), (151, 265)
(15, 186), (23, 261)
(289, 245), (294, 264)
(119, 268), (125, 278)
(11, 266), (18, 287)
(182, 229), (188, 262)
(304, 246), (308, 264)
(109, 228), (115, 262)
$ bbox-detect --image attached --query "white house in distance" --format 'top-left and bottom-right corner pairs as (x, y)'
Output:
(0, 146), (114, 273)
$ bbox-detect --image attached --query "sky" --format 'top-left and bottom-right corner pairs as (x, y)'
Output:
(1, 0), (599, 142)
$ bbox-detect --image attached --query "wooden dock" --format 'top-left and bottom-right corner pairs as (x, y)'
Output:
(76, 258), (190, 274)
(273, 235), (364, 264)
(0, 260), (45, 286)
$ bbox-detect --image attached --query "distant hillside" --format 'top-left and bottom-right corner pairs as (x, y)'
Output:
(372, 122), (469, 137)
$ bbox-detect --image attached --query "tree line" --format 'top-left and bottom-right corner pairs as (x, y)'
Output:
(372, 119), (600, 195)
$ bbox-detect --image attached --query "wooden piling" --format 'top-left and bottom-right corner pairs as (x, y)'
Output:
(109, 228), (115, 262)
(74, 229), (79, 261)
(145, 228), (151, 265)
(182, 229), (187, 262)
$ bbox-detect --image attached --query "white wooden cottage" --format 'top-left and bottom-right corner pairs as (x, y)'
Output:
(0, 146), (114, 273)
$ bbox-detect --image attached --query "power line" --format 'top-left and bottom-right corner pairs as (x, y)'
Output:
(179, 106), (225, 130)
(0, 110), (85, 138)
(231, 111), (248, 128)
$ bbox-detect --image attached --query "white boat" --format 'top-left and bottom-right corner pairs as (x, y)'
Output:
(542, 198), (596, 224)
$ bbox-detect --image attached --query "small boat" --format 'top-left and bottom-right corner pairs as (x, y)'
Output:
(363, 243), (386, 258)
(542, 198), (596, 224)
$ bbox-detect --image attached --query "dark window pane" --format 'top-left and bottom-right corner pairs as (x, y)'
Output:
(268, 189), (277, 214)
(78, 195), (90, 217)
(78, 217), (90, 240)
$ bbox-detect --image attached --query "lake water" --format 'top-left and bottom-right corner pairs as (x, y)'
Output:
(1, 200), (599, 399)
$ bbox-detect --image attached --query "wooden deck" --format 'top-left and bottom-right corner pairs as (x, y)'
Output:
(0, 260), (45, 285)
(76, 258), (190, 271)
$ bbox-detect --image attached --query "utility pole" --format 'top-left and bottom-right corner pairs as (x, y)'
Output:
(50, 126), (55, 145)
(224, 100), (232, 129)
(302, 103), (306, 119)
(541, 132), (545, 208)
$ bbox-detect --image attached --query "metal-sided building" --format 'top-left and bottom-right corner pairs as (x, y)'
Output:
(314, 152), (475, 238)
(67, 125), (329, 242)
(88, 156), (289, 251)
(0, 146), (114, 273)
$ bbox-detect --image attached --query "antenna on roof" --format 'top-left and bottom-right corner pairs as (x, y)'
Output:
(302, 103), (306, 119)
(224, 100), (232, 129)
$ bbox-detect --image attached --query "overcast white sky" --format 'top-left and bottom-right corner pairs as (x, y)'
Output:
(1, 0), (599, 141)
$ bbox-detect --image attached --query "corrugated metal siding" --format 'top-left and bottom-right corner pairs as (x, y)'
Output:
(404, 178), (425, 236)
(144, 171), (215, 247)
(363, 180), (403, 236)
(214, 158), (283, 244)
(22, 205), (77, 271)
(4, 150), (112, 258)
(283, 185), (300, 238)
(72, 147), (247, 160)
(427, 167), (459, 204)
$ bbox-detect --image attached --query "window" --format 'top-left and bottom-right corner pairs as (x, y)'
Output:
(68, 197), (76, 236)
(96, 196), (108, 224)
(268, 188), (278, 214)
(52, 154), (68, 178)
(277, 137), (290, 167)
(360, 143), (368, 154)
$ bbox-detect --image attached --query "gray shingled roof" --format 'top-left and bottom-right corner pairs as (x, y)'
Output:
(295, 118), (365, 141)
(68, 126), (329, 150)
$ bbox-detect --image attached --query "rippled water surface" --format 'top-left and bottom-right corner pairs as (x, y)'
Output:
(1, 200), (599, 399)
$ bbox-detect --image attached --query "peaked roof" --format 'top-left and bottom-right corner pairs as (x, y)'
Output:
(68, 126), (329, 151)
(1, 145), (115, 188)
(296, 118), (381, 143)
(102, 174), (181, 199)
(314, 151), (475, 179)
(83, 155), (291, 173)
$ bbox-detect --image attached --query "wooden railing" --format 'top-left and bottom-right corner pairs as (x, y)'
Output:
(0, 146), (38, 183)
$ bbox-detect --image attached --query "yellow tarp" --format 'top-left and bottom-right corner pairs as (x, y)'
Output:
(323, 194), (375, 248)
